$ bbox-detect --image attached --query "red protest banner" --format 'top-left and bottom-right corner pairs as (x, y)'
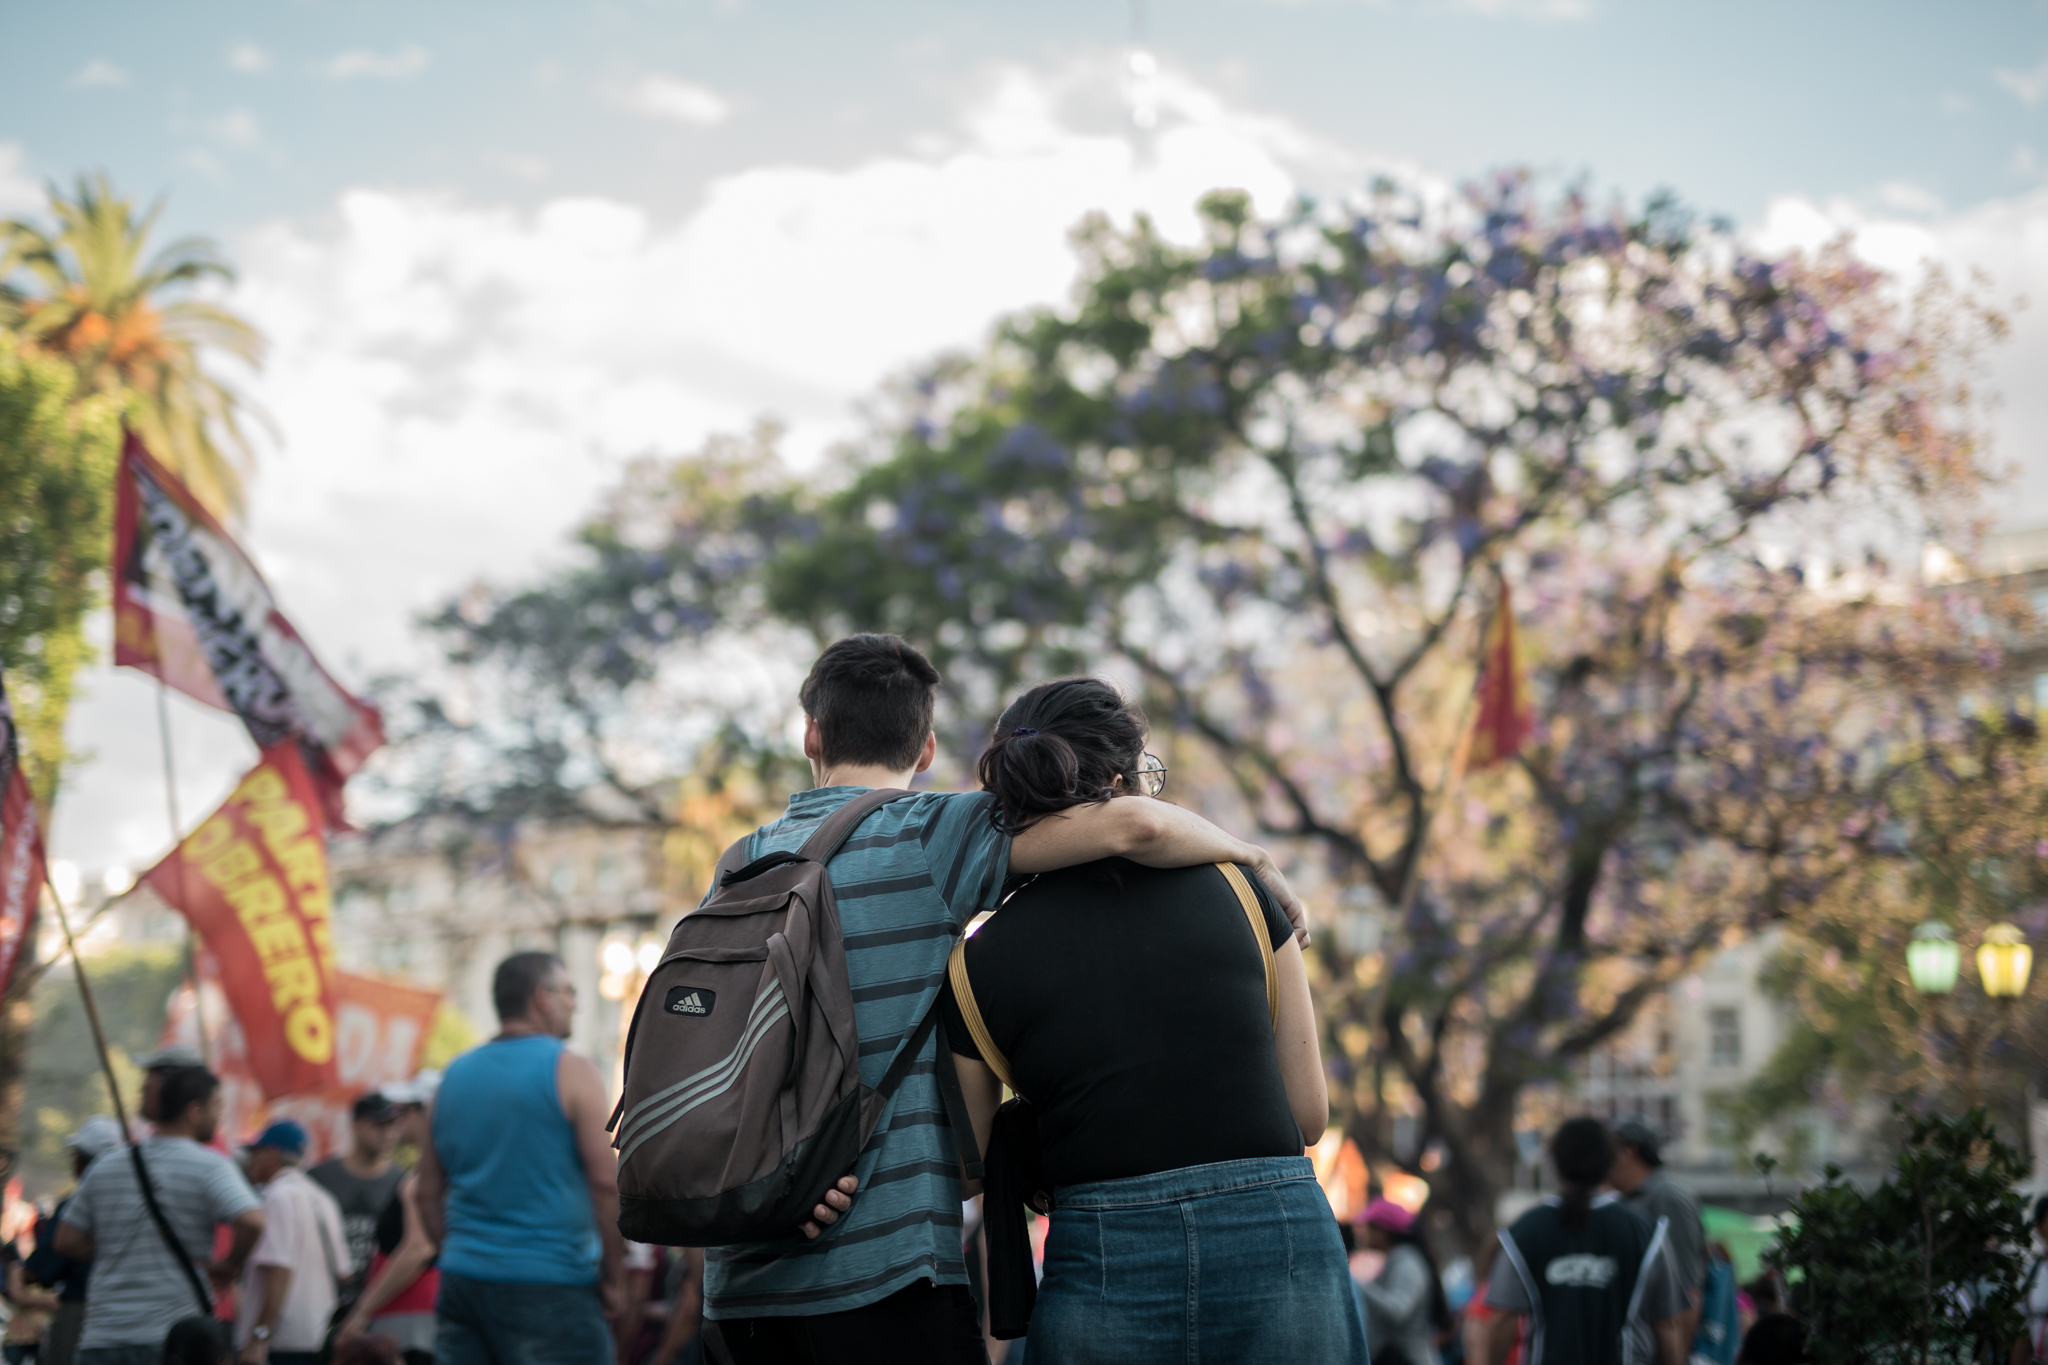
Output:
(112, 431), (383, 824)
(162, 953), (442, 1160)
(144, 744), (342, 1097)
(0, 672), (43, 999)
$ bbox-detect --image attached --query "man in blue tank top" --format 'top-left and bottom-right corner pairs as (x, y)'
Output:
(418, 951), (631, 1364)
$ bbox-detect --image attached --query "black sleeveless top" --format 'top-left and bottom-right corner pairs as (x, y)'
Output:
(938, 858), (1300, 1188)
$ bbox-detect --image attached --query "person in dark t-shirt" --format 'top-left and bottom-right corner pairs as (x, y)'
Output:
(309, 1091), (405, 1304)
(1484, 1117), (1688, 1365)
(942, 677), (1366, 1363)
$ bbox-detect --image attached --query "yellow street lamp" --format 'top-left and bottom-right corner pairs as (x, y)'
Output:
(1977, 923), (2034, 999)
(1908, 922), (1960, 995)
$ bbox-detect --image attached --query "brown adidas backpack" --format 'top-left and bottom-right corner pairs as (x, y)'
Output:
(611, 787), (982, 1246)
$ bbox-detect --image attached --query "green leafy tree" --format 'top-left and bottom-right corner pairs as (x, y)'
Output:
(1729, 715), (2048, 1155)
(0, 333), (121, 805)
(1, 173), (265, 519)
(1765, 1108), (2029, 1365)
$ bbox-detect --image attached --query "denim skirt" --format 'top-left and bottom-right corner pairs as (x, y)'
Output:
(1030, 1154), (1369, 1364)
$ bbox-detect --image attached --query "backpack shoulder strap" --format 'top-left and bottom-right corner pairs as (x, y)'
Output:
(946, 938), (1016, 1092)
(1217, 862), (1278, 1027)
(797, 787), (921, 865)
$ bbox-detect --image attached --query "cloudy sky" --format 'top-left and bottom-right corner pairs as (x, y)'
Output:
(8, 0), (2048, 878)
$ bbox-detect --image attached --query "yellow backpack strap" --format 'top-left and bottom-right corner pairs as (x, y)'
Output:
(946, 937), (1017, 1092)
(1218, 862), (1279, 1028)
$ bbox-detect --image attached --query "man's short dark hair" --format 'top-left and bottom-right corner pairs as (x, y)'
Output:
(800, 634), (940, 772)
(493, 951), (565, 1022)
(1613, 1118), (1664, 1167)
(157, 1066), (220, 1125)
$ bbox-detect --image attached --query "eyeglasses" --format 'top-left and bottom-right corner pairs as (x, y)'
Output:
(1138, 753), (1168, 798)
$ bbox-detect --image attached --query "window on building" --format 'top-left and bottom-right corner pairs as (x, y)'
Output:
(1709, 1007), (1742, 1068)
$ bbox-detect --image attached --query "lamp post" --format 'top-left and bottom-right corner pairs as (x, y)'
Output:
(1908, 922), (1961, 995)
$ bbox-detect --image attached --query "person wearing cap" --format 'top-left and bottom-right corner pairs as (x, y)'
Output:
(334, 1075), (441, 1365)
(56, 1066), (265, 1365)
(1358, 1197), (1452, 1365)
(24, 1116), (124, 1365)
(238, 1119), (351, 1365)
(307, 1093), (405, 1310)
(1610, 1119), (1707, 1349)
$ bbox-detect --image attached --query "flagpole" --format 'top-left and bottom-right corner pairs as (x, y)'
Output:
(153, 677), (210, 1066)
(41, 871), (134, 1142)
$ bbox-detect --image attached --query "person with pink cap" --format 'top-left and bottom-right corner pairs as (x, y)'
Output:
(1358, 1197), (1451, 1365)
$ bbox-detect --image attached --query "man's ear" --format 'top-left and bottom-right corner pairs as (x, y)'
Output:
(915, 731), (937, 774)
(803, 715), (824, 762)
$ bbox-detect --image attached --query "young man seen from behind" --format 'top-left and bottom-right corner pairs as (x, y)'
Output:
(416, 952), (629, 1365)
(56, 1067), (265, 1365)
(703, 633), (1307, 1365)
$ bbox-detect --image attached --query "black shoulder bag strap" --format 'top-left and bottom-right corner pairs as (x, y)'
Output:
(129, 1143), (215, 1316)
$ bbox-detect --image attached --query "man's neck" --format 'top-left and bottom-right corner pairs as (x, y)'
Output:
(495, 1019), (555, 1043)
(343, 1149), (390, 1179)
(811, 762), (917, 791)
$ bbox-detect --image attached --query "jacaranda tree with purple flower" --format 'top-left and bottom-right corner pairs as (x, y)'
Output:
(414, 176), (2008, 1249)
(755, 177), (2006, 1246)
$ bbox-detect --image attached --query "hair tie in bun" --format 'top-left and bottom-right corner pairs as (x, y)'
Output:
(1011, 727), (1039, 737)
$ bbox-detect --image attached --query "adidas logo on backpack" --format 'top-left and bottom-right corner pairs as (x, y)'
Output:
(609, 788), (981, 1247)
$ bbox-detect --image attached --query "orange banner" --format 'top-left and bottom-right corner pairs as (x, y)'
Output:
(144, 744), (341, 1097)
(163, 954), (441, 1160)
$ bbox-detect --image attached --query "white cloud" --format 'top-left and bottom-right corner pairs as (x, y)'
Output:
(0, 143), (40, 217)
(1995, 56), (2048, 107)
(70, 59), (128, 89)
(228, 42), (271, 74)
(207, 108), (262, 149)
(1876, 180), (1943, 215)
(1752, 188), (2048, 533)
(326, 43), (430, 81)
(623, 75), (731, 127)
(43, 55), (1390, 871)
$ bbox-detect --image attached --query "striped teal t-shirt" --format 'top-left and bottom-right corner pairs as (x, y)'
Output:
(702, 785), (1010, 1320)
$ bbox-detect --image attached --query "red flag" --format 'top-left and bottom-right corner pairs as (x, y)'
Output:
(112, 431), (383, 824)
(0, 672), (44, 998)
(160, 954), (441, 1159)
(144, 744), (342, 1097)
(1468, 580), (1532, 770)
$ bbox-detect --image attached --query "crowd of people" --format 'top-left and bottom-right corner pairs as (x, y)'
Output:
(0, 633), (1943, 1364)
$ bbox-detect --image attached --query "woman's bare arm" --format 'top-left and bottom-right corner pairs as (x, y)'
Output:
(1272, 937), (1327, 1142)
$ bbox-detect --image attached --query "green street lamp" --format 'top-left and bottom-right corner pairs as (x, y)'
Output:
(1908, 922), (1961, 995)
(1977, 923), (2034, 999)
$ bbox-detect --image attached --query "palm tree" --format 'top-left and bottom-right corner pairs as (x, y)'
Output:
(0, 173), (265, 517)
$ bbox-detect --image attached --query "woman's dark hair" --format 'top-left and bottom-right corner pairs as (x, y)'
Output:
(978, 679), (1147, 835)
(1550, 1116), (1616, 1228)
(1383, 1221), (1455, 1333)
(2033, 1193), (2048, 1228)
